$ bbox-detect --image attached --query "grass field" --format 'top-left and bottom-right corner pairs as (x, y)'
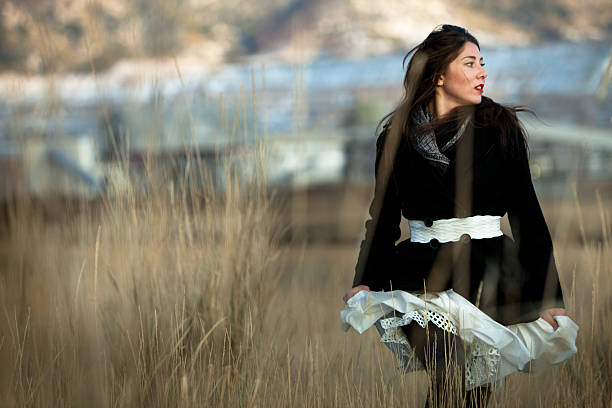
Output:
(0, 143), (610, 407)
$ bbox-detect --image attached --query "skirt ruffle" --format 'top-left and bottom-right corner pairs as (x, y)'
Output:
(340, 289), (578, 390)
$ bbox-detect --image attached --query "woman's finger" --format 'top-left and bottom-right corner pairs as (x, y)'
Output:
(542, 313), (559, 330)
(343, 285), (371, 304)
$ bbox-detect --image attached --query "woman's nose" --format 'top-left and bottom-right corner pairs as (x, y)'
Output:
(479, 66), (488, 79)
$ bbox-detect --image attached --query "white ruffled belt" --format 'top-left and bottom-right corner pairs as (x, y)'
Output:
(408, 215), (503, 243)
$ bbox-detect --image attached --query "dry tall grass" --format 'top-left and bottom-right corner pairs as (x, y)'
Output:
(1, 65), (611, 406)
(2, 139), (611, 407)
(0, 141), (289, 406)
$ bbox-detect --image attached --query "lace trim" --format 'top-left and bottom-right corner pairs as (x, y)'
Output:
(377, 310), (502, 390)
(380, 310), (458, 334)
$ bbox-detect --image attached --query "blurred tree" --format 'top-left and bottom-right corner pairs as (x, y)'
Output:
(343, 100), (385, 127)
(0, 1), (7, 66)
(135, 0), (183, 57)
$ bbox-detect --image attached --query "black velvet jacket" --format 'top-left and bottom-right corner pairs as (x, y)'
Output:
(351, 103), (566, 326)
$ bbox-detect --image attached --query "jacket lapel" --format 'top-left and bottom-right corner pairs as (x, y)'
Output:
(405, 127), (497, 214)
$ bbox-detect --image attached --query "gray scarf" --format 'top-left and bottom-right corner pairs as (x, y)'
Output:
(411, 105), (469, 173)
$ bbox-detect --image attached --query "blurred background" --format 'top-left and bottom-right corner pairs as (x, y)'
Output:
(1, 0), (611, 203)
(0, 1), (611, 406)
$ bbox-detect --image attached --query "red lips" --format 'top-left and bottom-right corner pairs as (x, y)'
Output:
(474, 84), (484, 93)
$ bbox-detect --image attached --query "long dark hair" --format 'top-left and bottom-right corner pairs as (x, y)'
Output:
(376, 25), (532, 178)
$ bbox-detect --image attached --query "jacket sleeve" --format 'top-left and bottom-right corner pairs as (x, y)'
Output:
(506, 129), (566, 316)
(351, 126), (402, 291)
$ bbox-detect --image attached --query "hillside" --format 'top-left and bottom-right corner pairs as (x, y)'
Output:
(0, 0), (609, 74)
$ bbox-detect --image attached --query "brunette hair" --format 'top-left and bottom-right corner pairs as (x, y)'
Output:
(376, 24), (532, 174)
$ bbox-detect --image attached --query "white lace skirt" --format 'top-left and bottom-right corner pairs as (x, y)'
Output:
(340, 289), (579, 391)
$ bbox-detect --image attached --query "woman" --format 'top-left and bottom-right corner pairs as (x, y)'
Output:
(340, 25), (578, 407)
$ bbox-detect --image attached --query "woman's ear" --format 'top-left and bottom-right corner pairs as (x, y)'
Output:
(432, 73), (444, 86)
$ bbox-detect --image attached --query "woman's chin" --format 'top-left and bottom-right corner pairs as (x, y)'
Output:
(456, 96), (482, 107)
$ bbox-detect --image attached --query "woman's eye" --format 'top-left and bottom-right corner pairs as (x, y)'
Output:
(467, 62), (485, 68)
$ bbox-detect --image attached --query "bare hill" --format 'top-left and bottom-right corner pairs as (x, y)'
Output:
(0, 0), (609, 74)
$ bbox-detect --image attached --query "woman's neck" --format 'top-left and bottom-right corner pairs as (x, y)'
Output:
(429, 98), (458, 119)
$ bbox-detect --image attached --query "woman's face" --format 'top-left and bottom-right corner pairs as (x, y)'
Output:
(436, 41), (487, 108)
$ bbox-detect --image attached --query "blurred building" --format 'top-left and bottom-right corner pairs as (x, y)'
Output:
(0, 40), (610, 199)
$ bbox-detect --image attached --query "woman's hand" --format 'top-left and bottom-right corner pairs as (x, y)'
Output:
(343, 285), (370, 304)
(538, 308), (566, 330)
